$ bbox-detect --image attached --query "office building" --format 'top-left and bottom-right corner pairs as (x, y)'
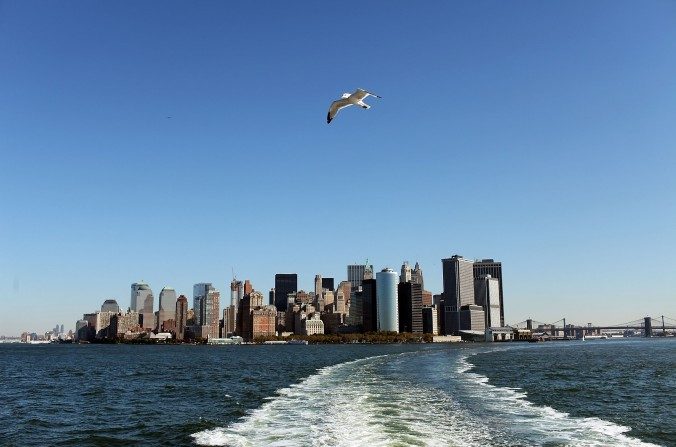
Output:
(422, 306), (439, 335)
(321, 277), (334, 291)
(269, 288), (275, 306)
(460, 305), (486, 332)
(473, 259), (504, 326)
(362, 278), (377, 332)
(251, 306), (277, 339)
(131, 282), (154, 329)
(193, 283), (214, 326)
(400, 261), (412, 283)
(244, 280), (253, 296)
(411, 262), (424, 289)
(274, 274), (297, 312)
(376, 268), (398, 332)
(302, 314), (324, 335)
(101, 299), (120, 313)
(203, 289), (220, 339)
(474, 275), (501, 328)
(442, 255), (475, 335)
(175, 295), (188, 340)
(348, 263), (373, 290)
(158, 287), (177, 330)
(398, 282), (423, 333)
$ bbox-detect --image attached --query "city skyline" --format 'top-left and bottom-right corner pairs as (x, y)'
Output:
(2, 1), (675, 335)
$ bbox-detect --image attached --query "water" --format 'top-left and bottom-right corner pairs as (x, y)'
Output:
(0, 339), (673, 446)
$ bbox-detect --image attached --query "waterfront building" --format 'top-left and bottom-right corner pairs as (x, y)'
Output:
(422, 306), (439, 335)
(193, 283), (214, 326)
(459, 305), (486, 332)
(376, 268), (398, 332)
(95, 311), (115, 339)
(473, 259), (504, 327)
(204, 289), (220, 339)
(251, 305), (277, 339)
(111, 311), (140, 336)
(222, 305), (236, 337)
(362, 278), (377, 332)
(75, 319), (89, 341)
(175, 295), (188, 340)
(398, 282), (423, 333)
(302, 314), (324, 335)
(474, 275), (501, 328)
(346, 289), (363, 328)
(274, 274), (297, 312)
(442, 255), (475, 335)
(400, 261), (412, 283)
(321, 312), (343, 334)
(101, 299), (120, 313)
(157, 287), (177, 331)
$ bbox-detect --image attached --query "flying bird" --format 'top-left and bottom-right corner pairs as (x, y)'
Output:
(327, 88), (381, 124)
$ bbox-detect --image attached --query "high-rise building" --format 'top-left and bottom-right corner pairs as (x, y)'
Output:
(473, 259), (504, 327)
(321, 277), (334, 291)
(362, 278), (377, 332)
(175, 295), (188, 340)
(269, 288), (275, 306)
(400, 261), (412, 283)
(158, 287), (177, 330)
(274, 274), (297, 312)
(251, 306), (277, 339)
(376, 268), (398, 332)
(398, 282), (423, 333)
(346, 289), (364, 328)
(442, 255), (475, 335)
(203, 289), (220, 339)
(230, 279), (243, 307)
(460, 305), (486, 332)
(193, 283), (214, 326)
(348, 264), (373, 290)
(244, 280), (253, 296)
(101, 299), (120, 313)
(474, 275), (501, 328)
(422, 306), (439, 335)
(131, 282), (154, 329)
(411, 262), (424, 290)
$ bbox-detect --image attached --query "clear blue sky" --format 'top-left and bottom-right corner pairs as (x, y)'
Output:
(1, 1), (675, 336)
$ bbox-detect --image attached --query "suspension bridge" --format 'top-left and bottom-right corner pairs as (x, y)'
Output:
(508, 315), (676, 338)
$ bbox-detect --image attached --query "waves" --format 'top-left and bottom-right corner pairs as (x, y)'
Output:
(192, 349), (660, 446)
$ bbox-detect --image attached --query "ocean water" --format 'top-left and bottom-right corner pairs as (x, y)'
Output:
(0, 339), (673, 446)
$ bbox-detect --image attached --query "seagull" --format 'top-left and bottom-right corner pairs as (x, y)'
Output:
(327, 88), (381, 124)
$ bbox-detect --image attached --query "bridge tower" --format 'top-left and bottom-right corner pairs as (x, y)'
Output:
(644, 317), (652, 337)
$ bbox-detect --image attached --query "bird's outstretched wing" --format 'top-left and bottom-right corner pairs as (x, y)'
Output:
(327, 98), (352, 123)
(353, 88), (382, 100)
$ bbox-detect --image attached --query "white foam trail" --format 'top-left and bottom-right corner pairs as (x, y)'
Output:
(192, 350), (660, 447)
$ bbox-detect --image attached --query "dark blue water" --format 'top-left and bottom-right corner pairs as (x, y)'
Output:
(0, 339), (673, 446)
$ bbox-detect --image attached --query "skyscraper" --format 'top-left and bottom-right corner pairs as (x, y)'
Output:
(398, 282), (423, 333)
(244, 280), (253, 296)
(131, 282), (154, 329)
(175, 295), (188, 340)
(442, 255), (475, 335)
(158, 287), (177, 329)
(101, 299), (120, 313)
(193, 283), (214, 326)
(321, 277), (334, 291)
(411, 262), (424, 290)
(400, 261), (412, 283)
(274, 274), (297, 312)
(230, 279), (243, 307)
(376, 268), (398, 332)
(204, 289), (220, 339)
(347, 263), (373, 290)
(362, 278), (377, 332)
(473, 259), (504, 327)
(474, 274), (501, 328)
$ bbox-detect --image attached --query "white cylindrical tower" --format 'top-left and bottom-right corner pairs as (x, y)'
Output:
(376, 268), (398, 332)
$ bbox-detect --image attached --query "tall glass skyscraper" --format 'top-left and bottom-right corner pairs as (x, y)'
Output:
(376, 268), (398, 332)
(131, 282), (154, 329)
(274, 274), (297, 312)
(193, 283), (214, 326)
(442, 255), (475, 335)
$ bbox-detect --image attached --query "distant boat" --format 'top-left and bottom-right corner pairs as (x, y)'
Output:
(287, 340), (309, 345)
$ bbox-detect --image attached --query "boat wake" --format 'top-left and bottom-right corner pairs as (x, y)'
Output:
(192, 350), (658, 446)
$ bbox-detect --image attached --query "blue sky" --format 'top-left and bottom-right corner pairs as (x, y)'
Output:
(1, 1), (675, 335)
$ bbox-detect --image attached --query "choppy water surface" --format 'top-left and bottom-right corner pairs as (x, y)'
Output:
(0, 339), (673, 446)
